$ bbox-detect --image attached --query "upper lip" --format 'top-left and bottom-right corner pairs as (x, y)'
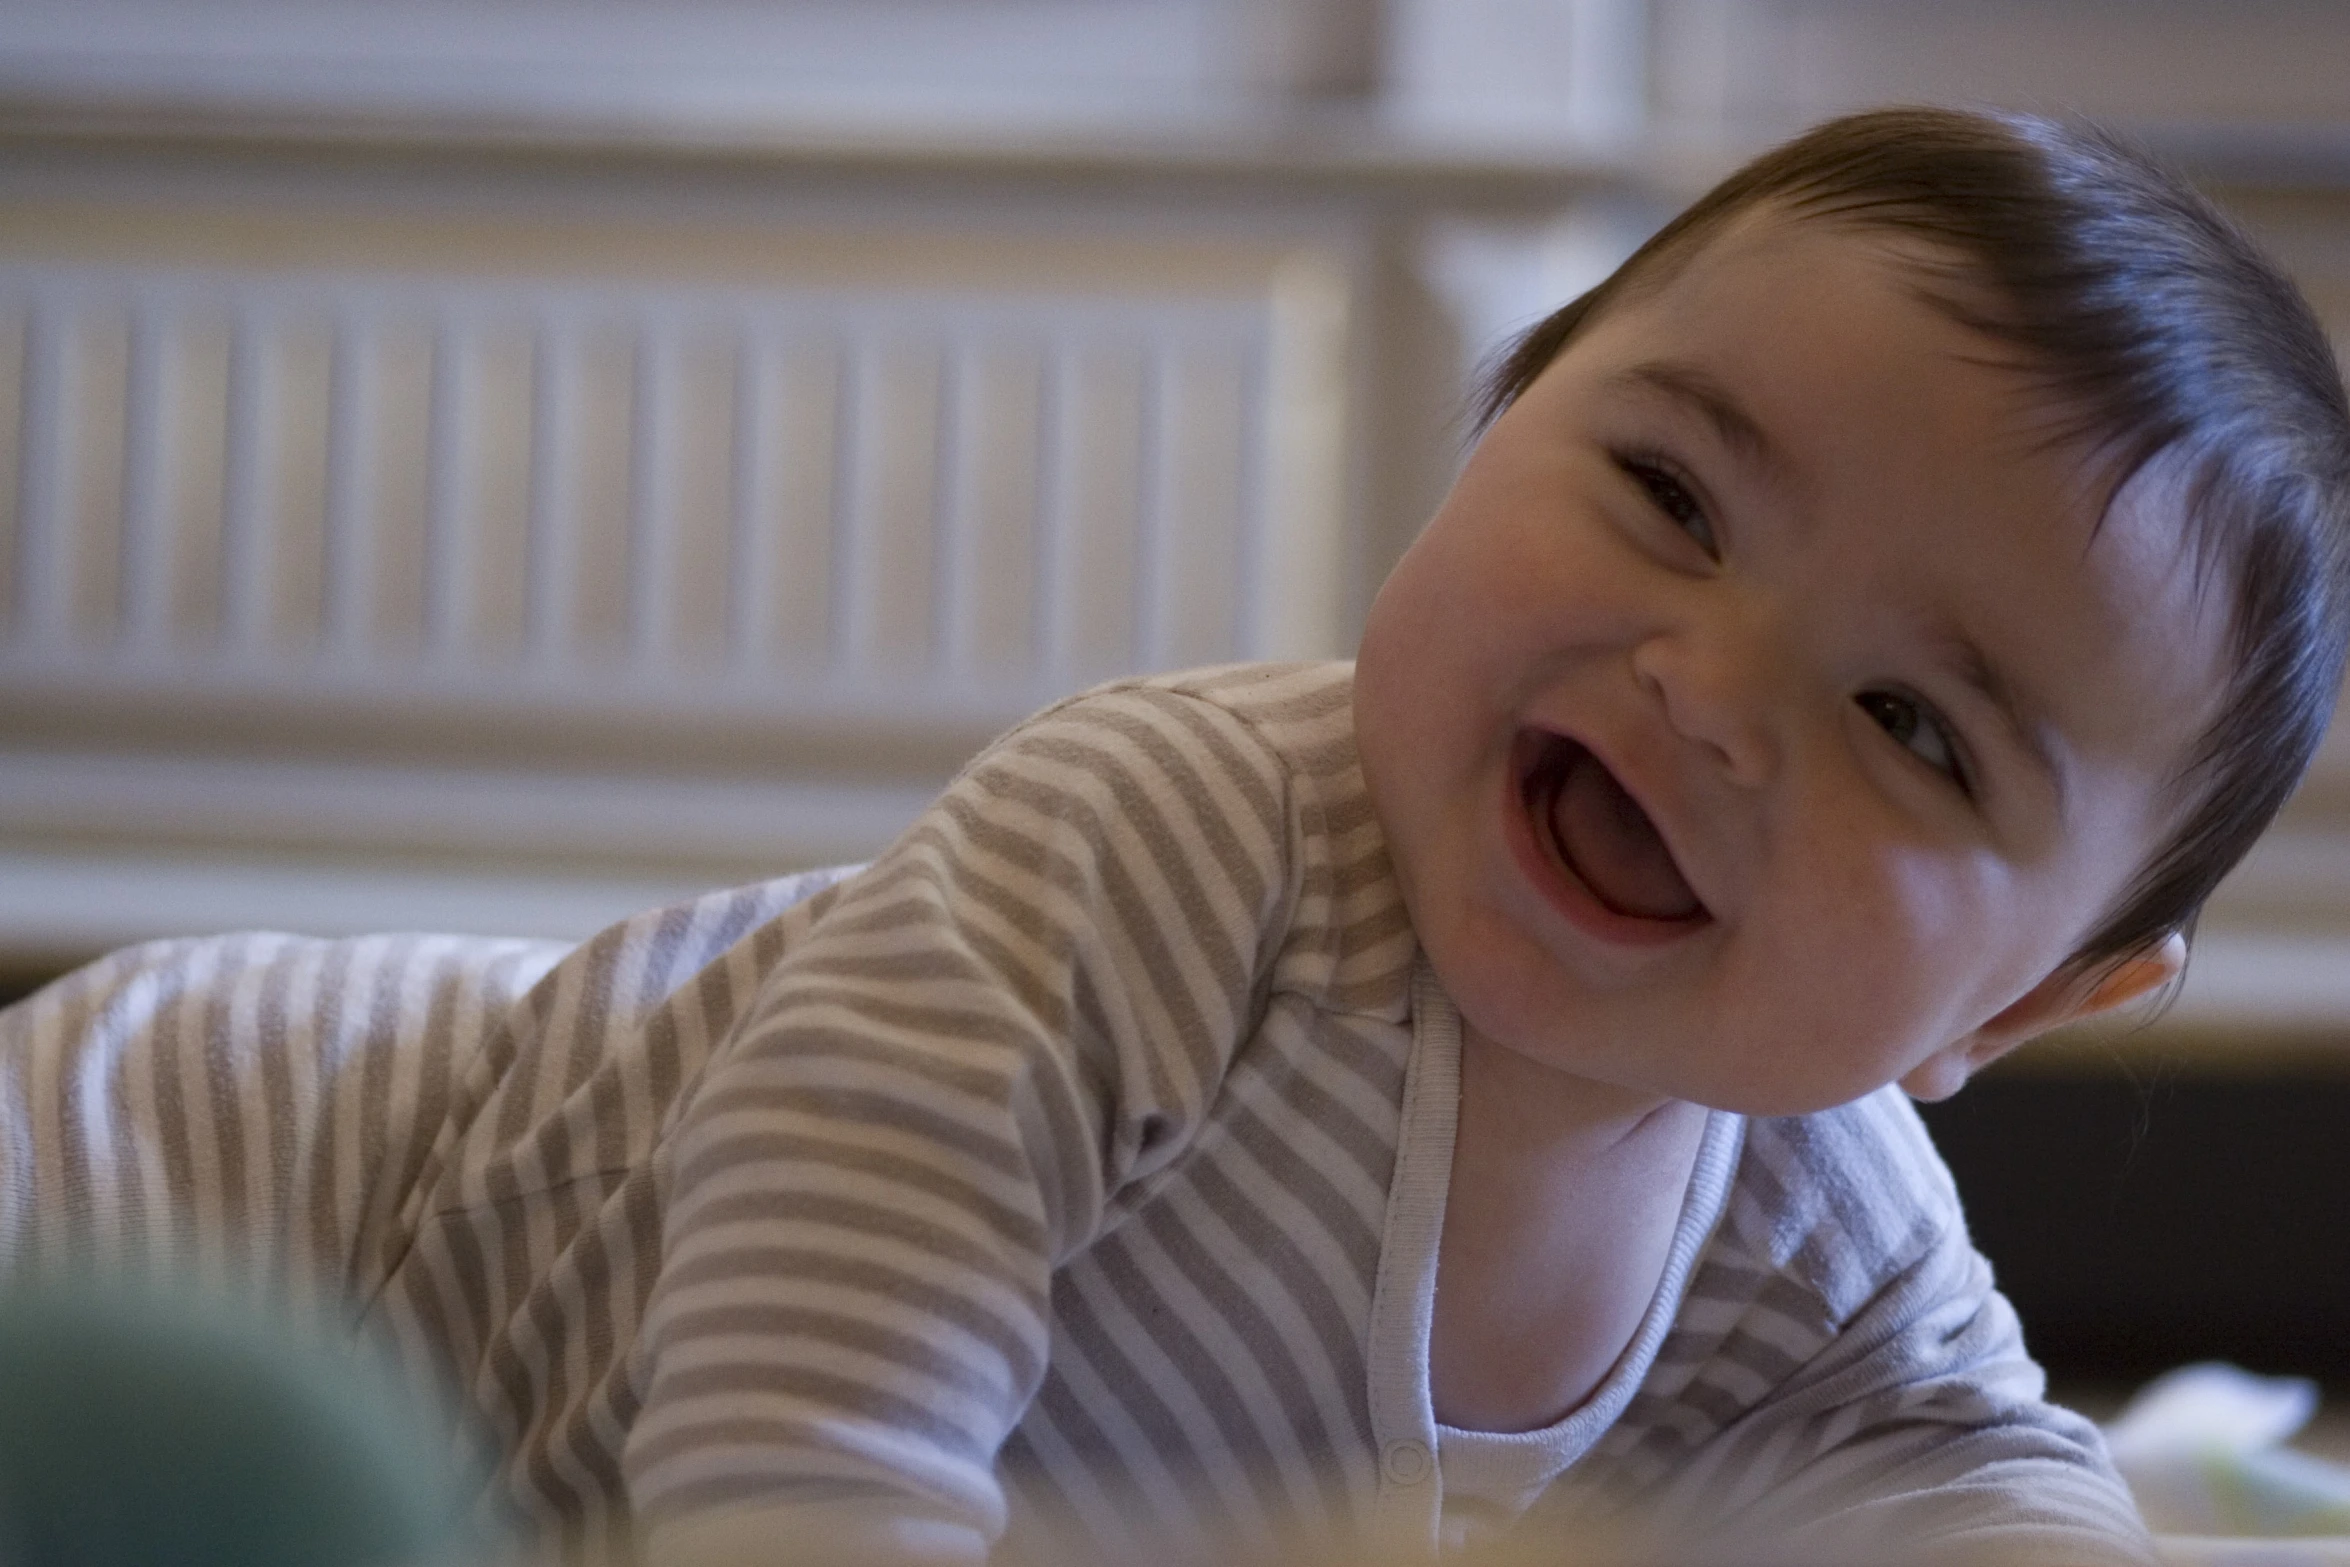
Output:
(1514, 724), (1713, 923)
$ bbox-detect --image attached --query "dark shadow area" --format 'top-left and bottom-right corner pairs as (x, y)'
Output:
(1919, 1062), (2350, 1391)
(0, 966), (72, 1011)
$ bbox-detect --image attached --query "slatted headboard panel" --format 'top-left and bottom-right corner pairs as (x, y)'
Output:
(0, 200), (1357, 940)
(0, 260), (1345, 724)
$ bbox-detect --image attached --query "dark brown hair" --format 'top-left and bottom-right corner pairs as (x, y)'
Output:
(1478, 106), (2350, 979)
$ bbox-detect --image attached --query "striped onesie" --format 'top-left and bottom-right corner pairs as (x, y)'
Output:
(0, 662), (2150, 1565)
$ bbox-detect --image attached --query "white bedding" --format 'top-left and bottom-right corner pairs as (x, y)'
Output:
(2107, 1366), (2350, 1565)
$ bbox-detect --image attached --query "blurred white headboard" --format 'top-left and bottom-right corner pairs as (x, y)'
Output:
(0, 189), (1365, 952)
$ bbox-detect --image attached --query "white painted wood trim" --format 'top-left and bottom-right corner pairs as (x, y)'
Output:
(0, 845), (720, 952)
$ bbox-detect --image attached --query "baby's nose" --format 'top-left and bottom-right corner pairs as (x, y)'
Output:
(1630, 627), (1780, 789)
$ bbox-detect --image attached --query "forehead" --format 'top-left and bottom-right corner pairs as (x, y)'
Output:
(1566, 212), (2232, 807)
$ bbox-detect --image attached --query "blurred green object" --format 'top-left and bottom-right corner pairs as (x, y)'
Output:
(0, 1288), (478, 1567)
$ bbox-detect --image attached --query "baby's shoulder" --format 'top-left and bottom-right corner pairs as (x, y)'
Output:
(1719, 1088), (1967, 1319)
(993, 660), (1363, 827)
(994, 660), (1399, 1003)
(1137, 659), (1355, 718)
(1037, 660), (1357, 770)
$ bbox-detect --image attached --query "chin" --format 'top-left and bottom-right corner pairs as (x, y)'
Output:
(1701, 1051), (1930, 1117)
(1604, 1019), (1915, 1121)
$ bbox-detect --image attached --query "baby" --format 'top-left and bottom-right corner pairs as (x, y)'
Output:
(5, 107), (2349, 1567)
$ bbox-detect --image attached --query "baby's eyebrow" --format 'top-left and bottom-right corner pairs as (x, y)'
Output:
(1608, 360), (1788, 483)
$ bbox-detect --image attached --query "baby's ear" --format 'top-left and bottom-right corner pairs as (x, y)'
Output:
(1899, 932), (2187, 1102)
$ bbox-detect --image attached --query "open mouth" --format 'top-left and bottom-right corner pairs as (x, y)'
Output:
(1514, 730), (1709, 926)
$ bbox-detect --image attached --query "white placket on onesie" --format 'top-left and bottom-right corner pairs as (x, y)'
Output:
(1362, 961), (1746, 1556)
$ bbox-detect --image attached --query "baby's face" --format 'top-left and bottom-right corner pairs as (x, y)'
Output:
(1355, 213), (2231, 1117)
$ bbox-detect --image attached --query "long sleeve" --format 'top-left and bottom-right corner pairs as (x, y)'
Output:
(1558, 1089), (2154, 1567)
(624, 683), (1302, 1562)
(1700, 1233), (2152, 1565)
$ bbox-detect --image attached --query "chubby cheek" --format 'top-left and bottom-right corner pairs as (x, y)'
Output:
(1360, 552), (1555, 846)
(1756, 832), (2020, 1083)
(1361, 534), (1504, 725)
(1401, 471), (1611, 665)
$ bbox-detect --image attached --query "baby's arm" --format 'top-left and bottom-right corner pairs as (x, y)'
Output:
(1617, 1098), (2153, 1567)
(623, 684), (1298, 1565)
(1699, 1241), (2149, 1565)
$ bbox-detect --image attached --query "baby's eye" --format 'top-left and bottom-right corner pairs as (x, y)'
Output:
(1855, 689), (1969, 791)
(1619, 456), (1718, 558)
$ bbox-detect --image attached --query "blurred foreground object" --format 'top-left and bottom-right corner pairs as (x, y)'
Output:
(2107, 1364), (2350, 1566)
(0, 1289), (479, 1567)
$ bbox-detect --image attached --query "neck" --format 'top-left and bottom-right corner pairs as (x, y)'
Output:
(1430, 1021), (1711, 1431)
(1454, 1020), (1698, 1173)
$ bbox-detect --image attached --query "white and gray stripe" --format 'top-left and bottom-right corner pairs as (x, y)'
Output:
(0, 662), (2151, 1565)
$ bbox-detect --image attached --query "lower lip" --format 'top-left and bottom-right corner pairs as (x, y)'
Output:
(1501, 738), (1711, 950)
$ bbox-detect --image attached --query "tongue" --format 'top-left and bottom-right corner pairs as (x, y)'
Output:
(1550, 751), (1701, 920)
